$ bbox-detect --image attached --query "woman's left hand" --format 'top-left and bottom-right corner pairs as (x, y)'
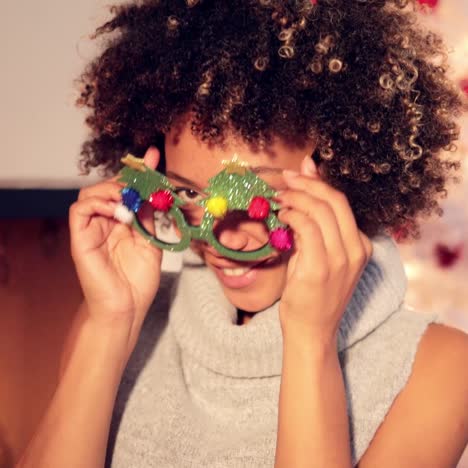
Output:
(276, 157), (373, 347)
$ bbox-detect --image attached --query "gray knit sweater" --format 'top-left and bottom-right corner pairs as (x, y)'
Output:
(106, 235), (438, 467)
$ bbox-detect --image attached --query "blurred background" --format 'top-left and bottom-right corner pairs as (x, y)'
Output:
(0, 0), (467, 466)
(397, 0), (468, 335)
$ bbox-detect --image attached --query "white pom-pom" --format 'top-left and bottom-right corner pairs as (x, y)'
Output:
(113, 203), (135, 225)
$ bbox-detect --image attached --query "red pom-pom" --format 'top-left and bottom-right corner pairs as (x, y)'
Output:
(248, 197), (270, 220)
(269, 228), (293, 252)
(149, 190), (174, 212)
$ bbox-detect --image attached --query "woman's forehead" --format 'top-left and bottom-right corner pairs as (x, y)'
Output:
(165, 119), (314, 177)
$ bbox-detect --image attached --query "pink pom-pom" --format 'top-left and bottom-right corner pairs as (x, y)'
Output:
(269, 227), (293, 252)
(248, 196), (270, 220)
(149, 190), (174, 212)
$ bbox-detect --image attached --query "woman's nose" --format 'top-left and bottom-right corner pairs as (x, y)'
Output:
(214, 211), (269, 252)
(216, 228), (251, 251)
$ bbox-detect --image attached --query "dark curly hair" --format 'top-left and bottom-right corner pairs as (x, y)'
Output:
(76, 0), (466, 240)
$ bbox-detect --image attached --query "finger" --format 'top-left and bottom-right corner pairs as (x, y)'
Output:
(278, 208), (329, 280)
(282, 172), (363, 258)
(277, 189), (347, 270)
(109, 174), (126, 184)
(78, 181), (125, 202)
(136, 201), (157, 235)
(143, 146), (161, 170)
(69, 197), (119, 234)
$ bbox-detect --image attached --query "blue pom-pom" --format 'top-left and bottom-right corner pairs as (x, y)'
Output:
(122, 187), (142, 212)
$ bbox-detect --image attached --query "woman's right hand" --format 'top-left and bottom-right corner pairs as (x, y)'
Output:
(69, 146), (163, 335)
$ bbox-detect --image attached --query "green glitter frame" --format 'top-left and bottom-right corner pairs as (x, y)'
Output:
(118, 159), (288, 261)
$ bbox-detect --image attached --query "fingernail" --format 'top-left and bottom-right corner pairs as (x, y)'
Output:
(283, 169), (299, 179)
(302, 156), (318, 176)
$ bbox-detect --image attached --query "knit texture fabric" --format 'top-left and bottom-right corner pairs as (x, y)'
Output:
(106, 234), (438, 467)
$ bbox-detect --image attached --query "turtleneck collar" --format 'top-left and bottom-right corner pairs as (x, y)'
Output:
(169, 234), (407, 378)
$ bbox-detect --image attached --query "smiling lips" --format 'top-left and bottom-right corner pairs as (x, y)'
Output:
(221, 267), (252, 276)
(208, 257), (270, 288)
(204, 247), (284, 288)
(213, 265), (258, 289)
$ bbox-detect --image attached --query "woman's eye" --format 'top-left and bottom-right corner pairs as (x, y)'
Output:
(174, 188), (205, 204)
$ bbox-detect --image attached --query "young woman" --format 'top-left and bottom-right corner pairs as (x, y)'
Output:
(17, 0), (468, 467)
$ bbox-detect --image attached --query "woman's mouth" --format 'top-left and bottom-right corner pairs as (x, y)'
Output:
(204, 249), (284, 289)
(209, 256), (274, 289)
(221, 267), (252, 276)
(213, 264), (259, 289)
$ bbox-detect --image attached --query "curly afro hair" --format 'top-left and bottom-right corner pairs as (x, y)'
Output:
(76, 0), (466, 240)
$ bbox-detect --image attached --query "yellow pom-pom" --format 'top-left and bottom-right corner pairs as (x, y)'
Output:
(206, 196), (228, 218)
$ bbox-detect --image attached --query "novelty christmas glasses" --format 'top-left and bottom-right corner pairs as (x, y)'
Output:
(116, 154), (293, 261)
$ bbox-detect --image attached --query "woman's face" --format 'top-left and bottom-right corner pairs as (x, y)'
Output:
(164, 116), (317, 313)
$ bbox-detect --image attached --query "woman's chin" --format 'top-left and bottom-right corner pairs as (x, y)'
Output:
(196, 245), (288, 312)
(221, 286), (281, 313)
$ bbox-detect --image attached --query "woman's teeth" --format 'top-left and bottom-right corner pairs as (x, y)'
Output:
(222, 267), (252, 276)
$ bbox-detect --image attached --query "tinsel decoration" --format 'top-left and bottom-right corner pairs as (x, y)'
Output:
(196, 156), (292, 259)
(117, 154), (293, 261)
(118, 154), (191, 251)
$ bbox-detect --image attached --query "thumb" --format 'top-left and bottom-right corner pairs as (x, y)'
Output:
(143, 146), (161, 170)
